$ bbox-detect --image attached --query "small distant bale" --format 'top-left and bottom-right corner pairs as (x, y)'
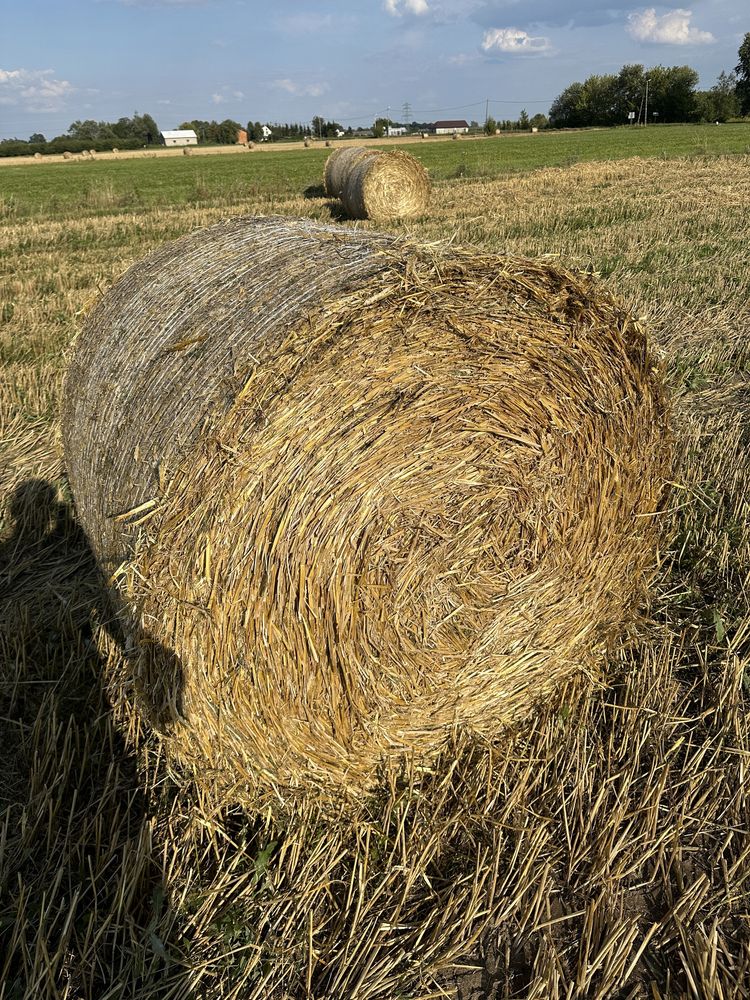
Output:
(247, 141), (254, 150)
(182, 147), (192, 156)
(452, 133), (460, 140)
(323, 146), (430, 221)
(304, 138), (312, 148)
(531, 127), (539, 133)
(421, 132), (429, 139)
(112, 148), (119, 154)
(34, 152), (43, 160)
(89, 149), (97, 156)
(325, 139), (331, 147)
(63, 151), (73, 160)
(495, 128), (501, 135)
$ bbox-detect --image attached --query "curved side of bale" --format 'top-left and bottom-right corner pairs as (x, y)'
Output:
(63, 218), (392, 572)
(63, 216), (670, 808)
(339, 149), (431, 221)
(322, 145), (380, 197)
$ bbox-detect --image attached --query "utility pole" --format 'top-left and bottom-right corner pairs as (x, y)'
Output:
(485, 97), (489, 125)
(644, 76), (649, 126)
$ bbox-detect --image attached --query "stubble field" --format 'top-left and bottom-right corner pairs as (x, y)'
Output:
(1, 128), (750, 999)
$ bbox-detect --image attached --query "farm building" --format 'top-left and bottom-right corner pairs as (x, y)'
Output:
(161, 129), (198, 147)
(433, 119), (469, 135)
(237, 128), (248, 144)
(386, 126), (408, 136)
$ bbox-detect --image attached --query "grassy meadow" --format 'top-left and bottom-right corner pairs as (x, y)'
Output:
(1, 126), (750, 999)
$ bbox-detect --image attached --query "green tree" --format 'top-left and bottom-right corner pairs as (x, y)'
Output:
(518, 108), (530, 128)
(484, 115), (497, 135)
(529, 113), (548, 130)
(614, 64), (646, 122)
(549, 82), (586, 128)
(695, 71), (741, 122)
(646, 66), (699, 123)
(736, 32), (750, 114)
(29, 132), (46, 144)
(372, 117), (391, 138)
(215, 119), (242, 144)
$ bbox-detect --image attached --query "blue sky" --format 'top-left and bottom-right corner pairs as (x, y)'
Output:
(1, 0), (746, 139)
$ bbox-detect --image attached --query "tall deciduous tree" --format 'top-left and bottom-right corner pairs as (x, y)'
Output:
(736, 32), (750, 114)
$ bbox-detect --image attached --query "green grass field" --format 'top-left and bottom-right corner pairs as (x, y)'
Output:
(1, 122), (749, 220)
(1, 128), (750, 999)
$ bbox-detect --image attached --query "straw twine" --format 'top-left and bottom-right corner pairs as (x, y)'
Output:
(323, 146), (430, 221)
(63, 216), (670, 807)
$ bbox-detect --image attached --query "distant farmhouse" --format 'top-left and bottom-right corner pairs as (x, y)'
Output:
(386, 125), (408, 136)
(433, 119), (469, 135)
(161, 129), (198, 147)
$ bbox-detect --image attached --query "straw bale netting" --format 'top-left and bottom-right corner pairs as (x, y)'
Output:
(63, 216), (670, 807)
(323, 145), (430, 221)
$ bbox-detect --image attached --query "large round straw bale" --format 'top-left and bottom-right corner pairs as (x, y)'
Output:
(323, 146), (430, 220)
(304, 138), (311, 148)
(63, 216), (670, 806)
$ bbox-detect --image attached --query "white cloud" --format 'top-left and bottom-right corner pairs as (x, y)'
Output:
(211, 93), (225, 104)
(481, 27), (551, 53)
(385, 0), (429, 16)
(0, 67), (74, 111)
(272, 78), (329, 98)
(627, 8), (715, 44)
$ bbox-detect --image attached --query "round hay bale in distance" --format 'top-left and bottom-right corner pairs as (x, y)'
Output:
(323, 145), (430, 221)
(63, 216), (670, 807)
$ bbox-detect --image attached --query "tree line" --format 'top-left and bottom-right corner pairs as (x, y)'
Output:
(549, 35), (750, 128)
(0, 112), (161, 157)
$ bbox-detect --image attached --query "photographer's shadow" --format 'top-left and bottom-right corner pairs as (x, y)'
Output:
(0, 478), (192, 998)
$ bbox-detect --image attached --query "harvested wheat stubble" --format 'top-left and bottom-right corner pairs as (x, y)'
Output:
(323, 145), (431, 220)
(63, 215), (670, 807)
